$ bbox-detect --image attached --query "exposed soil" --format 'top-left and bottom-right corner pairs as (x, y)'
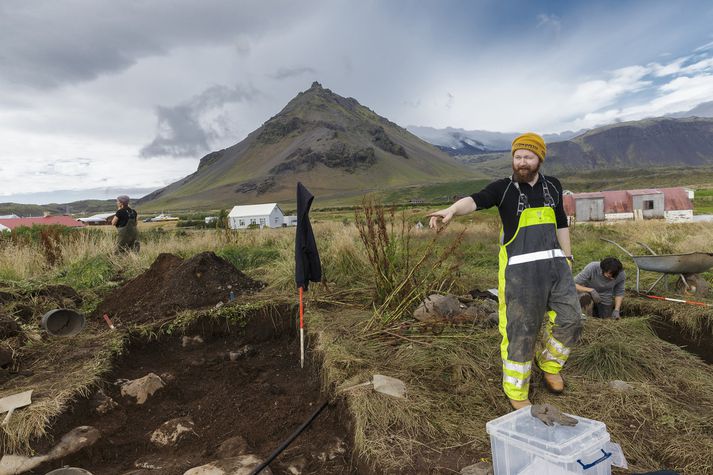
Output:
(31, 314), (356, 475)
(96, 252), (265, 324)
(649, 317), (713, 364)
(622, 296), (713, 364)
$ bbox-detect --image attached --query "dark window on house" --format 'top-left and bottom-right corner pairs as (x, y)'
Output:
(643, 200), (654, 210)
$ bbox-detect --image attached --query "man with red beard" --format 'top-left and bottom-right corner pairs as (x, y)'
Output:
(428, 133), (581, 410)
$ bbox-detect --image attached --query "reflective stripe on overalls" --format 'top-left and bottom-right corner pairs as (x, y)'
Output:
(497, 175), (582, 401)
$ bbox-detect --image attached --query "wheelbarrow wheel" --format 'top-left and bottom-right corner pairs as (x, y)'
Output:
(677, 273), (710, 297)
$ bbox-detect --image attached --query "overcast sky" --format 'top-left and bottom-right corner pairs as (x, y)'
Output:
(2, 0), (713, 204)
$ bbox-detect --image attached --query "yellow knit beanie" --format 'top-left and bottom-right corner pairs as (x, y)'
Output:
(511, 132), (546, 161)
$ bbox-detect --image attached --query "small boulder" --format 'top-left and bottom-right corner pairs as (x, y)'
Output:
(121, 373), (165, 404)
(150, 417), (196, 447)
(461, 461), (494, 475)
(183, 455), (272, 475)
(413, 294), (464, 322)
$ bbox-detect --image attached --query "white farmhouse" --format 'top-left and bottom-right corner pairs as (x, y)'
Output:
(228, 203), (285, 229)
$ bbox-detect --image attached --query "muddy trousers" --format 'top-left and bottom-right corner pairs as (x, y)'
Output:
(498, 257), (582, 401)
(117, 221), (139, 253)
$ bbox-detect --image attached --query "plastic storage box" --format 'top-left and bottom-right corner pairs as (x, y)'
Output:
(486, 407), (613, 474)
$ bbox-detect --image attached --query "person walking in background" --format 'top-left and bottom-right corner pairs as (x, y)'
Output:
(427, 132), (582, 410)
(111, 195), (139, 252)
(575, 257), (626, 319)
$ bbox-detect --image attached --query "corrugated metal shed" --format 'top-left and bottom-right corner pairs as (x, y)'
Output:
(659, 187), (693, 211)
(564, 187), (692, 221)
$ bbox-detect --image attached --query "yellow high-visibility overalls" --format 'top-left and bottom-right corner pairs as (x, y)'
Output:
(497, 176), (582, 401)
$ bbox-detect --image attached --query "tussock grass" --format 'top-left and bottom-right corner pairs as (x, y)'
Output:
(2, 212), (713, 472)
(0, 298), (289, 455)
(310, 310), (713, 474)
(0, 330), (126, 454)
(623, 295), (713, 338)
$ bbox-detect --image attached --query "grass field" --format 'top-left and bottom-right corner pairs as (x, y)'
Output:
(1, 212), (712, 473)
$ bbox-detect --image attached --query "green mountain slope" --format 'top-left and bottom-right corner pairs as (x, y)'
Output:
(138, 82), (482, 211)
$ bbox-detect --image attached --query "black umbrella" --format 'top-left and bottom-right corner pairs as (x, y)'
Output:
(295, 182), (322, 367)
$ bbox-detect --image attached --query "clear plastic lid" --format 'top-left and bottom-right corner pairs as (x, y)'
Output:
(486, 407), (610, 462)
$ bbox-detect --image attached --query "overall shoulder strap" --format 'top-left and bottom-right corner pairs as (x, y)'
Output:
(510, 177), (530, 216)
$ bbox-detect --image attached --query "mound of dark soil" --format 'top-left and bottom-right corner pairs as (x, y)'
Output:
(97, 252), (265, 324)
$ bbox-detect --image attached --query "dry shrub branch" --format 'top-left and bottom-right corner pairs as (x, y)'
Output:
(355, 197), (465, 330)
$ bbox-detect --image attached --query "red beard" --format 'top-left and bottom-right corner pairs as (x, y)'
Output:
(513, 165), (539, 183)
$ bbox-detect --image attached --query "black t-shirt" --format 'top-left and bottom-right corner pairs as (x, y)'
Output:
(470, 175), (568, 244)
(115, 207), (137, 228)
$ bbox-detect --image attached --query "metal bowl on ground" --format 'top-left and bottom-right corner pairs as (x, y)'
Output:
(41, 309), (86, 337)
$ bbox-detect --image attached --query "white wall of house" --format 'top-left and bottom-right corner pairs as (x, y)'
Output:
(664, 210), (693, 223)
(604, 212), (635, 221)
(228, 204), (284, 229)
(283, 215), (298, 226)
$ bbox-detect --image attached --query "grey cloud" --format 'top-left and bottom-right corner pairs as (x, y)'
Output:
(38, 158), (92, 177)
(140, 84), (260, 158)
(536, 13), (562, 37)
(270, 67), (317, 80)
(0, 0), (315, 89)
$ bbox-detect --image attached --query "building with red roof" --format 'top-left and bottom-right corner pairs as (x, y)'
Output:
(563, 187), (693, 223)
(0, 215), (86, 231)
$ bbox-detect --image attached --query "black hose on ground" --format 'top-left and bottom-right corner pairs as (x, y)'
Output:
(250, 399), (330, 475)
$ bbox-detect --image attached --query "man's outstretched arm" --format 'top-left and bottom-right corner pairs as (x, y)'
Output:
(427, 197), (477, 229)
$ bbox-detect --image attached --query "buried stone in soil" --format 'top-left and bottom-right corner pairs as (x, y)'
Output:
(31, 317), (354, 475)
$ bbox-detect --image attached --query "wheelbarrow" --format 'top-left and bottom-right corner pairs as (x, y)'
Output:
(601, 238), (713, 295)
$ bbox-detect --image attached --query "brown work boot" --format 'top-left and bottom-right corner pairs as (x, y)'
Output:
(509, 398), (532, 410)
(543, 372), (565, 394)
